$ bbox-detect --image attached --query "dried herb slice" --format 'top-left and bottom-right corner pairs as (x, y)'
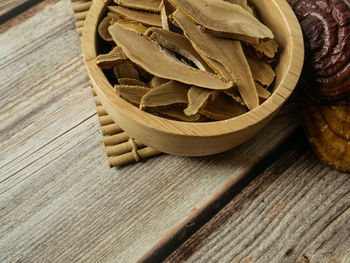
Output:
(140, 80), (189, 110)
(149, 76), (170, 88)
(108, 5), (162, 27)
(246, 56), (276, 87)
(250, 39), (279, 58)
(112, 20), (149, 34)
(168, 0), (273, 42)
(118, 78), (148, 87)
(107, 12), (122, 24)
(98, 16), (113, 41)
(255, 82), (271, 99)
(109, 23), (233, 90)
(96, 46), (128, 69)
(145, 27), (212, 71)
(224, 0), (254, 15)
(113, 61), (140, 80)
(200, 92), (247, 120)
(114, 0), (161, 13)
(224, 89), (245, 105)
(184, 87), (217, 116)
(114, 85), (151, 105)
(160, 0), (178, 31)
(154, 108), (203, 122)
(172, 10), (258, 110)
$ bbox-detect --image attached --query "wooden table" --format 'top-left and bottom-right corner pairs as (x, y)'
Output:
(1, 1), (349, 262)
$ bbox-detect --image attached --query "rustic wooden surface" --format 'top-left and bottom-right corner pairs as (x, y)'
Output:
(0, 0), (349, 262)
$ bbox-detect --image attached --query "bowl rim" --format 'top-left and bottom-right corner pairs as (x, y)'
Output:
(82, 0), (304, 137)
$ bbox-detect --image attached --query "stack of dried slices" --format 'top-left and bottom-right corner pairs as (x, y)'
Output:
(95, 0), (278, 122)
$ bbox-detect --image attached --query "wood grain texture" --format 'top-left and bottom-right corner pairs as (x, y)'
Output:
(0, 0), (31, 17)
(165, 141), (350, 263)
(83, 0), (304, 156)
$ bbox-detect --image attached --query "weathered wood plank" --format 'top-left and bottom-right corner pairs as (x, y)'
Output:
(0, 0), (304, 262)
(0, 0), (30, 17)
(165, 140), (350, 263)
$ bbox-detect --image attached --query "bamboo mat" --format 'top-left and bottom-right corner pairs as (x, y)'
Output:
(71, 0), (162, 167)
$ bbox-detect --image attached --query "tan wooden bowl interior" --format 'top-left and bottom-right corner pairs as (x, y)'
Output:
(82, 0), (304, 156)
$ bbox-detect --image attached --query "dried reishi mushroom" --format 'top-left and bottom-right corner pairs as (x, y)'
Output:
(108, 22), (234, 90)
(114, 85), (151, 105)
(172, 10), (259, 110)
(118, 78), (148, 87)
(108, 5), (162, 27)
(168, 0), (274, 43)
(98, 16), (113, 41)
(96, 0), (278, 122)
(96, 46), (128, 69)
(140, 81), (189, 110)
(145, 27), (212, 71)
(300, 99), (350, 172)
(114, 0), (161, 13)
(246, 56), (276, 87)
(288, 0), (350, 102)
(184, 87), (217, 116)
(200, 92), (247, 121)
(113, 61), (140, 80)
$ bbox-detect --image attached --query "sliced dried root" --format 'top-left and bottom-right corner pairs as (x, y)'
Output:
(96, 46), (128, 69)
(113, 61), (140, 80)
(108, 22), (234, 90)
(114, 85), (151, 105)
(114, 0), (161, 13)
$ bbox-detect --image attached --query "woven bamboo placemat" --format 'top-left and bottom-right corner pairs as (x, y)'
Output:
(71, 0), (162, 167)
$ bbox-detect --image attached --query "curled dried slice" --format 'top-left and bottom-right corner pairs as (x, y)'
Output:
(172, 10), (258, 109)
(109, 23), (233, 90)
(98, 16), (113, 41)
(149, 76), (170, 88)
(168, 0), (273, 42)
(96, 46), (128, 69)
(184, 87), (217, 116)
(154, 108), (203, 122)
(160, 0), (177, 31)
(250, 39), (279, 59)
(108, 5), (162, 27)
(200, 93), (247, 121)
(145, 27), (212, 71)
(246, 56), (276, 87)
(114, 85), (150, 105)
(118, 78), (148, 87)
(114, 0), (161, 12)
(113, 61), (140, 80)
(140, 81), (189, 110)
(224, 89), (245, 105)
(300, 99), (350, 172)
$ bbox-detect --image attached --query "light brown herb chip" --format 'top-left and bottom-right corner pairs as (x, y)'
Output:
(160, 0), (179, 31)
(149, 76), (170, 88)
(224, 89), (245, 105)
(255, 82), (271, 100)
(113, 20), (149, 34)
(98, 16), (113, 41)
(108, 5), (162, 27)
(172, 10), (258, 110)
(114, 85), (151, 105)
(113, 61), (140, 80)
(246, 56), (276, 87)
(108, 23), (233, 90)
(168, 0), (273, 41)
(145, 27), (212, 71)
(114, 0), (161, 13)
(140, 81), (189, 110)
(118, 78), (148, 87)
(184, 87), (217, 116)
(154, 108), (203, 122)
(224, 0), (254, 15)
(200, 93), (247, 120)
(96, 46), (128, 69)
(107, 12), (122, 24)
(251, 39), (279, 58)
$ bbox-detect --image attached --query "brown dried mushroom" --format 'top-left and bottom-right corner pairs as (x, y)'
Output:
(288, 0), (350, 172)
(96, 0), (278, 122)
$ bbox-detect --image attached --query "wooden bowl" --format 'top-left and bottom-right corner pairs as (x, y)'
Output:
(82, 0), (304, 156)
